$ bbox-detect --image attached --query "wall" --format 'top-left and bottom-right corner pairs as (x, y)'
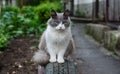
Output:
(65, 0), (120, 21)
(94, 0), (120, 21)
(74, 0), (94, 18)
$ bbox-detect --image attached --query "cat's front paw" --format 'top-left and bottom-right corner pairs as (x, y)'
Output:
(49, 57), (56, 63)
(57, 57), (65, 63)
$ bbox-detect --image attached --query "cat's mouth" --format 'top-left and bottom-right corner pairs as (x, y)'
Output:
(57, 29), (65, 32)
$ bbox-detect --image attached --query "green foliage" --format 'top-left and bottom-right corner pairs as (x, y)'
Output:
(35, 2), (62, 23)
(20, 6), (45, 35)
(0, 9), (46, 50)
(0, 22), (10, 50)
(0, 2), (62, 50)
(1, 6), (20, 15)
(1, 11), (45, 37)
(21, 6), (36, 19)
(0, 32), (8, 50)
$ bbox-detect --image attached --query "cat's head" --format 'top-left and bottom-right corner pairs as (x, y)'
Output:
(47, 9), (71, 31)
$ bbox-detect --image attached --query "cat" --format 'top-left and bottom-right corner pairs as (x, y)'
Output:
(32, 9), (75, 65)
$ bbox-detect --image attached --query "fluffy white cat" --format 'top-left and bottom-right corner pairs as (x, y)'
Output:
(32, 9), (75, 65)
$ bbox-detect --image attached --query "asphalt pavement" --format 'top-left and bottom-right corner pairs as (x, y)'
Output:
(72, 23), (120, 74)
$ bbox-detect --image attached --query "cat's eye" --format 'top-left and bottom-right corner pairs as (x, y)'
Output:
(54, 20), (59, 24)
(54, 22), (58, 24)
(62, 21), (69, 27)
(49, 21), (56, 27)
(50, 21), (59, 27)
(64, 23), (69, 27)
(54, 21), (60, 25)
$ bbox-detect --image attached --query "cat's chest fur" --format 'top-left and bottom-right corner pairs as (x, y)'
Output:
(45, 25), (71, 46)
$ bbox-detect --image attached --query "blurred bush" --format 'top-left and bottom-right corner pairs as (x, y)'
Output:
(21, 6), (36, 19)
(1, 6), (20, 15)
(0, 1), (62, 50)
(1, 11), (45, 37)
(35, 2), (62, 23)
(0, 31), (9, 50)
(0, 22), (10, 50)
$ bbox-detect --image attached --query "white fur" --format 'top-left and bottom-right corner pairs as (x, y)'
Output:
(32, 50), (49, 64)
(56, 22), (65, 30)
(45, 24), (72, 63)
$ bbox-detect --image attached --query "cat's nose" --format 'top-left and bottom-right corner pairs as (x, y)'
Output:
(59, 27), (62, 29)
(57, 27), (63, 31)
(59, 26), (65, 30)
(56, 25), (65, 31)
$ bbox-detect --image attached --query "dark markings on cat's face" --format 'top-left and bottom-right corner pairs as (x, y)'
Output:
(49, 19), (70, 27)
(48, 10), (70, 31)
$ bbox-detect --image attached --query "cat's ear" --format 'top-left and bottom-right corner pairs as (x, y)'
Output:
(63, 9), (70, 19)
(51, 9), (57, 19)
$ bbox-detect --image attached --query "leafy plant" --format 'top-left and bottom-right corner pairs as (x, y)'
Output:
(0, 2), (61, 50)
(1, 11), (21, 36)
(1, 6), (20, 15)
(1, 10), (46, 36)
(0, 23), (10, 50)
(35, 2), (62, 23)
(21, 6), (36, 19)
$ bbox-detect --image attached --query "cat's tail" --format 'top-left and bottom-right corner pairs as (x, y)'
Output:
(32, 50), (49, 66)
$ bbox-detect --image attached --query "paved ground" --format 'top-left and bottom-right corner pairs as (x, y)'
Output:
(72, 23), (120, 74)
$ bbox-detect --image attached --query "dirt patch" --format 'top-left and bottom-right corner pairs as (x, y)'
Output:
(0, 36), (40, 74)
